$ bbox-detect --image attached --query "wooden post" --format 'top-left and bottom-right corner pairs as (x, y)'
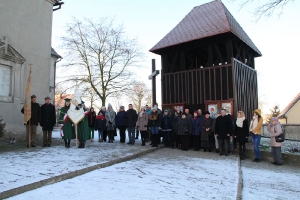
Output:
(75, 124), (78, 148)
(28, 123), (31, 147)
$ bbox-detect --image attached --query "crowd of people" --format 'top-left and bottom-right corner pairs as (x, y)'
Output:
(21, 95), (284, 166)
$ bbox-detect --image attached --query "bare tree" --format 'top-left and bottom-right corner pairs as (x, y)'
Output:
(236, 0), (294, 20)
(60, 17), (144, 106)
(127, 81), (151, 111)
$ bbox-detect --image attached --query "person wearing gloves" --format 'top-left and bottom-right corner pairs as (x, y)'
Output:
(136, 106), (149, 146)
(105, 103), (116, 143)
(267, 117), (283, 165)
(249, 109), (263, 162)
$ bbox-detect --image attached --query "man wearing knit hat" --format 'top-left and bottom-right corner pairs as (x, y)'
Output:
(21, 94), (41, 147)
(40, 96), (56, 147)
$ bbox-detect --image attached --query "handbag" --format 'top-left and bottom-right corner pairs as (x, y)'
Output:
(274, 124), (284, 142)
(275, 134), (284, 142)
(107, 124), (114, 131)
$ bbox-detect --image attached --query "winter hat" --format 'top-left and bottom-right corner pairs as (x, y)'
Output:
(164, 109), (168, 112)
(101, 106), (106, 110)
(272, 117), (279, 121)
(120, 106), (125, 109)
(204, 111), (210, 115)
(152, 105), (158, 111)
(108, 103), (112, 108)
(141, 106), (145, 110)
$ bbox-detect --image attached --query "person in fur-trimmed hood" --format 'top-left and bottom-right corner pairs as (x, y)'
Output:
(147, 105), (161, 147)
(267, 117), (283, 165)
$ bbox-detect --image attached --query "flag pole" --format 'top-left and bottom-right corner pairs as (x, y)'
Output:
(75, 124), (78, 148)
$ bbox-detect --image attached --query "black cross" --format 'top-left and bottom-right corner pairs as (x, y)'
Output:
(148, 59), (159, 106)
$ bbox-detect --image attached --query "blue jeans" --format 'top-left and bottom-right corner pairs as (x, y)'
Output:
(98, 130), (103, 140)
(252, 134), (261, 159)
(151, 126), (159, 134)
(127, 127), (135, 144)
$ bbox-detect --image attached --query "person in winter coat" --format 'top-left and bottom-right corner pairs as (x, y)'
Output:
(249, 109), (263, 162)
(98, 106), (108, 142)
(94, 111), (106, 142)
(233, 111), (249, 160)
(21, 95), (41, 147)
(215, 109), (233, 156)
(147, 106), (161, 147)
(125, 104), (137, 145)
(201, 111), (214, 152)
(136, 106), (149, 146)
(58, 98), (75, 148)
(211, 112), (221, 153)
(161, 109), (172, 147)
(88, 107), (96, 142)
(176, 113), (192, 151)
(191, 110), (202, 151)
(105, 103), (116, 143)
(40, 96), (56, 147)
(171, 107), (182, 149)
(267, 117), (283, 165)
(116, 106), (127, 143)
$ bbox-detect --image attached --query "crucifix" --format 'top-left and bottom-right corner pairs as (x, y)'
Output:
(148, 59), (159, 106)
(1, 36), (9, 54)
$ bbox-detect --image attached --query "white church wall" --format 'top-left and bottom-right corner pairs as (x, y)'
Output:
(0, 0), (55, 133)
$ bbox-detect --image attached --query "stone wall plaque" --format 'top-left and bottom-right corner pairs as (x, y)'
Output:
(0, 64), (11, 96)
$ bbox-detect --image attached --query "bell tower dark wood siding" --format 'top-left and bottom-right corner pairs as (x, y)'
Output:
(150, 0), (261, 120)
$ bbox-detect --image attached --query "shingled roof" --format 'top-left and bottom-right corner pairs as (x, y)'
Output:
(278, 93), (300, 118)
(150, 0), (261, 56)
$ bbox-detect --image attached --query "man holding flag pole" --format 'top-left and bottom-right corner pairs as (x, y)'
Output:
(21, 66), (41, 147)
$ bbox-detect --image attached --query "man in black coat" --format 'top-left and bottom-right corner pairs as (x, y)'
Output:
(40, 96), (56, 147)
(215, 109), (233, 156)
(125, 104), (137, 145)
(21, 94), (41, 147)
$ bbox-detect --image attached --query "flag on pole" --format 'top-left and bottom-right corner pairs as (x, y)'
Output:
(24, 67), (32, 124)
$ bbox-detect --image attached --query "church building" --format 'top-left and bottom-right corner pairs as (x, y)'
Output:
(0, 0), (63, 133)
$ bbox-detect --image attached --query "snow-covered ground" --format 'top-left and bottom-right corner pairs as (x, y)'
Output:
(2, 130), (299, 200)
(242, 160), (300, 200)
(0, 130), (153, 193)
(7, 149), (239, 200)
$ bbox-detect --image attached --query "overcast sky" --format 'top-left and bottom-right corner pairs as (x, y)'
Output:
(52, 0), (300, 114)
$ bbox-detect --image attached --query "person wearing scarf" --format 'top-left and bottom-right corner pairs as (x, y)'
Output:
(136, 106), (149, 146)
(105, 103), (116, 143)
(234, 111), (249, 160)
(249, 109), (263, 162)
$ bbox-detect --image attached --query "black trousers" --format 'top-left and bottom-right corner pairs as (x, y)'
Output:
(108, 130), (114, 141)
(151, 134), (159, 147)
(103, 130), (108, 142)
(118, 125), (126, 143)
(193, 135), (200, 150)
(181, 135), (189, 150)
(140, 130), (147, 144)
(218, 139), (229, 154)
(239, 142), (246, 154)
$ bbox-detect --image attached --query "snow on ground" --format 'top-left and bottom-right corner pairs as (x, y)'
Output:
(7, 149), (239, 200)
(0, 130), (152, 193)
(241, 160), (300, 200)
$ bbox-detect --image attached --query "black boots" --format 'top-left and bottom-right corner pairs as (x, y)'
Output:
(78, 141), (85, 148)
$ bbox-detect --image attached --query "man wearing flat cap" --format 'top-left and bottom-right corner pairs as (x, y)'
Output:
(40, 96), (56, 147)
(21, 94), (41, 147)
